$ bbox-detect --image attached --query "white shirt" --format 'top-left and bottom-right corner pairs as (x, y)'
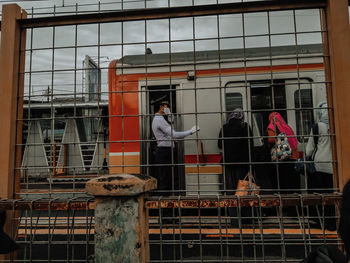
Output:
(306, 122), (333, 174)
(152, 114), (192, 147)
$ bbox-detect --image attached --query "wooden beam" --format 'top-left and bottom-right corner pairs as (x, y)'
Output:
(0, 4), (26, 199)
(325, 0), (350, 190)
(18, 0), (326, 29)
(0, 4), (27, 260)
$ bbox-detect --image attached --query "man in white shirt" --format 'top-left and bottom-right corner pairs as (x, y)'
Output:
(152, 100), (199, 195)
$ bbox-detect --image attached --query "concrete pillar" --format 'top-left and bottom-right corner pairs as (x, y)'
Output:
(86, 174), (157, 263)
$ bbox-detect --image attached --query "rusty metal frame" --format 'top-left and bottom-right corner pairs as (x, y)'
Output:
(0, 0), (348, 194)
(0, 6), (27, 261)
(0, 4), (27, 199)
(324, 0), (350, 189)
(0, 0), (330, 196)
(0, 2), (349, 262)
(0, 193), (341, 210)
(145, 193), (341, 209)
(0, 199), (95, 210)
(0, 0), (326, 30)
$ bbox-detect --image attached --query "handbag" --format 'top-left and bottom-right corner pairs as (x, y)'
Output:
(235, 172), (260, 196)
(295, 156), (316, 174)
(271, 132), (292, 161)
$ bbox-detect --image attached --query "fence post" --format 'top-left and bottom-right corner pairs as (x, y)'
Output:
(86, 174), (156, 263)
(0, 3), (26, 200)
(0, 4), (27, 261)
(325, 0), (350, 190)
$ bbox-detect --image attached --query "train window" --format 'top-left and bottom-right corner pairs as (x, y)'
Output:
(225, 92), (243, 114)
(294, 89), (313, 142)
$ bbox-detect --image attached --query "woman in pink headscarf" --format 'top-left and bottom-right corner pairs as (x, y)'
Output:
(267, 112), (299, 160)
(267, 112), (300, 197)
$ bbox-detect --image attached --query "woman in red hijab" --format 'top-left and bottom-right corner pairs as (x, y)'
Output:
(267, 112), (299, 159)
(267, 112), (300, 197)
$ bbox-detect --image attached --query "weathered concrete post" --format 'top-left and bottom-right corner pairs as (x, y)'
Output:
(86, 174), (157, 263)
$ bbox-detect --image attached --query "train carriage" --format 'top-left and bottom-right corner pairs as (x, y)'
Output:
(108, 44), (329, 194)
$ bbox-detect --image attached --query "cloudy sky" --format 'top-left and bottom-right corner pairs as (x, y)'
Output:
(0, 0), (333, 100)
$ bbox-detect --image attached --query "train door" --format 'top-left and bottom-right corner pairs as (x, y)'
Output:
(224, 81), (282, 149)
(223, 82), (266, 146)
(140, 85), (185, 190)
(224, 80), (291, 148)
(248, 79), (314, 150)
(248, 80), (287, 190)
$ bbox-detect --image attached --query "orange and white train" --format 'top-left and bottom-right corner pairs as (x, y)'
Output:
(108, 44), (328, 193)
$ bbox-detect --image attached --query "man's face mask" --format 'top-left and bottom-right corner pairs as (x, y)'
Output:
(163, 106), (174, 123)
(163, 107), (171, 115)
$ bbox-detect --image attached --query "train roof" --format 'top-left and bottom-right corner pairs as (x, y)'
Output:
(23, 99), (108, 109)
(119, 44), (323, 65)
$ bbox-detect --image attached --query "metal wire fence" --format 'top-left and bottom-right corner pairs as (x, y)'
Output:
(0, 198), (94, 262)
(18, 5), (336, 197)
(0, 0), (345, 262)
(0, 193), (344, 262)
(146, 194), (342, 262)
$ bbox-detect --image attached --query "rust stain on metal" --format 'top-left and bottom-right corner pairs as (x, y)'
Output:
(200, 200), (218, 208)
(145, 194), (341, 209)
(181, 200), (199, 208)
(0, 194), (342, 211)
(145, 198), (279, 208)
(0, 200), (95, 211)
(259, 199), (280, 207)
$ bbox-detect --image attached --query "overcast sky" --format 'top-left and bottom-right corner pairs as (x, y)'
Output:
(0, 1), (337, 100)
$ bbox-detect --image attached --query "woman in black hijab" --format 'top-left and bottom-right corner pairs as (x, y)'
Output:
(218, 108), (252, 194)
(218, 108), (253, 225)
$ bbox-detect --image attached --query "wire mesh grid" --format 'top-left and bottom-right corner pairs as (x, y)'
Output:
(0, 198), (95, 262)
(18, 6), (336, 197)
(146, 194), (342, 262)
(0, 193), (343, 262)
(5, 1), (343, 262)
